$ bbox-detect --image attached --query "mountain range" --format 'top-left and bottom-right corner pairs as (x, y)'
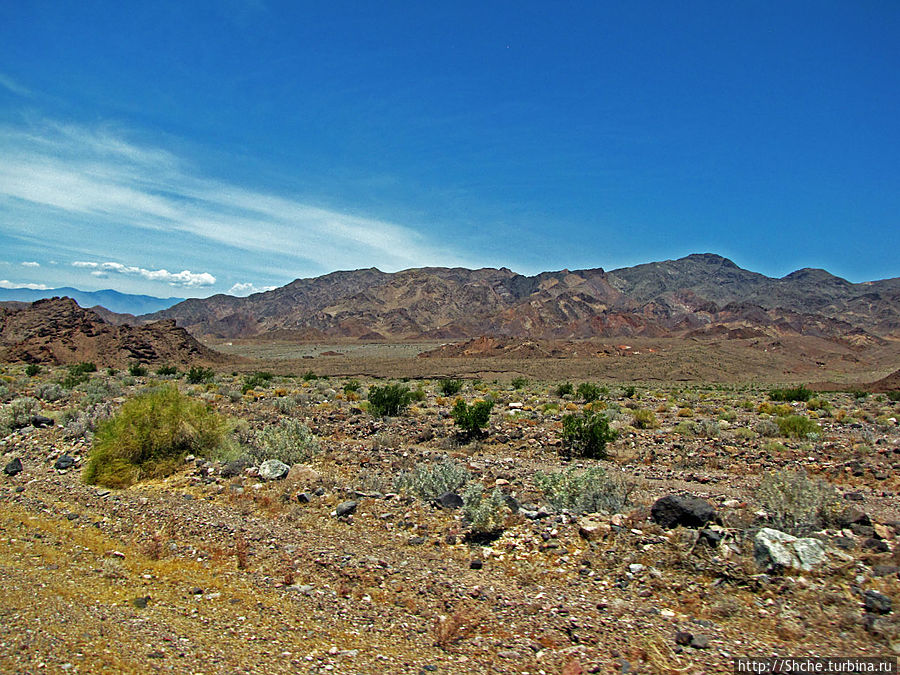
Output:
(141, 254), (900, 342)
(0, 287), (184, 315)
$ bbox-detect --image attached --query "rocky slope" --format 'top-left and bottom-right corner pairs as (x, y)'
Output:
(0, 297), (226, 366)
(143, 254), (900, 341)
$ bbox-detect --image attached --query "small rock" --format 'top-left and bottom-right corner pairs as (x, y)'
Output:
(435, 492), (463, 509)
(871, 564), (899, 577)
(753, 528), (827, 572)
(258, 459), (290, 481)
(132, 596), (150, 609)
(469, 559), (483, 570)
(864, 590), (892, 615)
(31, 415), (54, 428)
(690, 635), (710, 649)
(296, 492), (312, 504)
(335, 500), (358, 518)
(862, 538), (890, 553)
(287, 464), (321, 484)
(407, 536), (426, 546)
(498, 650), (520, 659)
(221, 458), (251, 478)
(54, 454), (76, 470)
(674, 631), (693, 646)
(628, 564), (645, 574)
(3, 458), (23, 476)
(578, 518), (611, 541)
(651, 495), (717, 529)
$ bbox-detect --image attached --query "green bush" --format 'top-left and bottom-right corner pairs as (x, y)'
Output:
(560, 409), (617, 459)
(755, 469), (844, 535)
(622, 385), (637, 399)
(439, 378), (464, 396)
(62, 362), (97, 388)
(186, 366), (215, 384)
(242, 371), (273, 393)
(577, 382), (602, 403)
(451, 399), (494, 439)
(83, 386), (228, 488)
(886, 391), (900, 402)
(25, 364), (41, 377)
(462, 484), (510, 534)
(631, 408), (659, 429)
(769, 385), (812, 402)
(302, 370), (318, 381)
(156, 365), (177, 376)
(0, 396), (40, 431)
(409, 386), (426, 402)
(343, 379), (361, 394)
(251, 418), (320, 465)
(72, 362), (97, 375)
(394, 459), (471, 501)
(535, 466), (632, 515)
(511, 376), (528, 390)
(555, 382), (574, 397)
(35, 382), (66, 402)
(128, 362), (148, 377)
(368, 383), (413, 417)
(776, 415), (820, 439)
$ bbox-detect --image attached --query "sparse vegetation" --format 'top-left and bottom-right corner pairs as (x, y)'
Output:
(535, 466), (632, 514)
(156, 365), (177, 376)
(462, 484), (510, 534)
(755, 469), (844, 535)
(128, 362), (148, 377)
(555, 382), (574, 397)
(560, 409), (617, 459)
(510, 376), (528, 390)
(186, 366), (215, 384)
(251, 418), (320, 465)
(83, 386), (228, 488)
(776, 414), (820, 439)
(25, 364), (41, 377)
(769, 385), (813, 402)
(451, 399), (493, 439)
(394, 459), (470, 501)
(242, 371), (273, 393)
(368, 383), (413, 417)
(438, 378), (464, 396)
(631, 408), (659, 429)
(577, 382), (602, 403)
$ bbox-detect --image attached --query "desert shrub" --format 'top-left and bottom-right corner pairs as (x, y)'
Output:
(631, 408), (659, 429)
(273, 395), (299, 413)
(35, 382), (66, 402)
(511, 376), (528, 390)
(621, 385), (637, 399)
(776, 415), (820, 439)
(555, 382), (575, 397)
(806, 397), (831, 412)
(242, 371), (273, 393)
(0, 396), (40, 430)
(718, 409), (737, 423)
(674, 420), (696, 436)
(439, 378), (464, 396)
(186, 366), (215, 384)
(79, 378), (122, 405)
(343, 379), (361, 394)
(886, 391), (900, 402)
(394, 459), (471, 501)
(368, 383), (413, 417)
(63, 402), (115, 441)
(128, 362), (148, 377)
(302, 370), (318, 381)
(156, 365), (177, 376)
(769, 385), (812, 402)
(755, 469), (844, 535)
(62, 362), (97, 389)
(694, 418), (720, 438)
(462, 485), (510, 534)
(451, 399), (494, 439)
(677, 407), (694, 417)
(25, 364), (41, 377)
(409, 386), (426, 402)
(83, 386), (228, 488)
(577, 382), (602, 403)
(251, 418), (320, 465)
(755, 419), (779, 437)
(535, 466), (631, 515)
(560, 409), (618, 459)
(733, 427), (756, 440)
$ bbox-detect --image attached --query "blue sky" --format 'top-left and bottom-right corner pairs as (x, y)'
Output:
(1, 1), (898, 297)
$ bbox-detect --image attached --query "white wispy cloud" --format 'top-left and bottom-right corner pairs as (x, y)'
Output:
(72, 261), (215, 287)
(21, 261), (40, 267)
(0, 119), (472, 288)
(227, 281), (278, 296)
(0, 280), (50, 290)
(0, 73), (32, 98)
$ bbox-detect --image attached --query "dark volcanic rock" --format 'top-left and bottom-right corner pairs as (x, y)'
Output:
(335, 500), (358, 518)
(435, 492), (463, 509)
(30, 415), (54, 428)
(651, 495), (717, 529)
(4, 458), (23, 476)
(864, 590), (892, 615)
(54, 454), (76, 470)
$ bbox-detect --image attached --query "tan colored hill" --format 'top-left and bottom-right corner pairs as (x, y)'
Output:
(143, 254), (900, 342)
(0, 297), (226, 367)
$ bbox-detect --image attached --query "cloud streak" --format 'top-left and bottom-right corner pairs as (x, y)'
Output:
(228, 282), (278, 296)
(0, 119), (473, 290)
(72, 261), (215, 287)
(0, 280), (50, 290)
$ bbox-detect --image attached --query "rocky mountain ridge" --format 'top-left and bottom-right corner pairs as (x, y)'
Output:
(140, 253), (900, 342)
(0, 297), (225, 366)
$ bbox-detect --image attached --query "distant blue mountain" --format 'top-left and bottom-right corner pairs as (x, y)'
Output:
(0, 287), (185, 315)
